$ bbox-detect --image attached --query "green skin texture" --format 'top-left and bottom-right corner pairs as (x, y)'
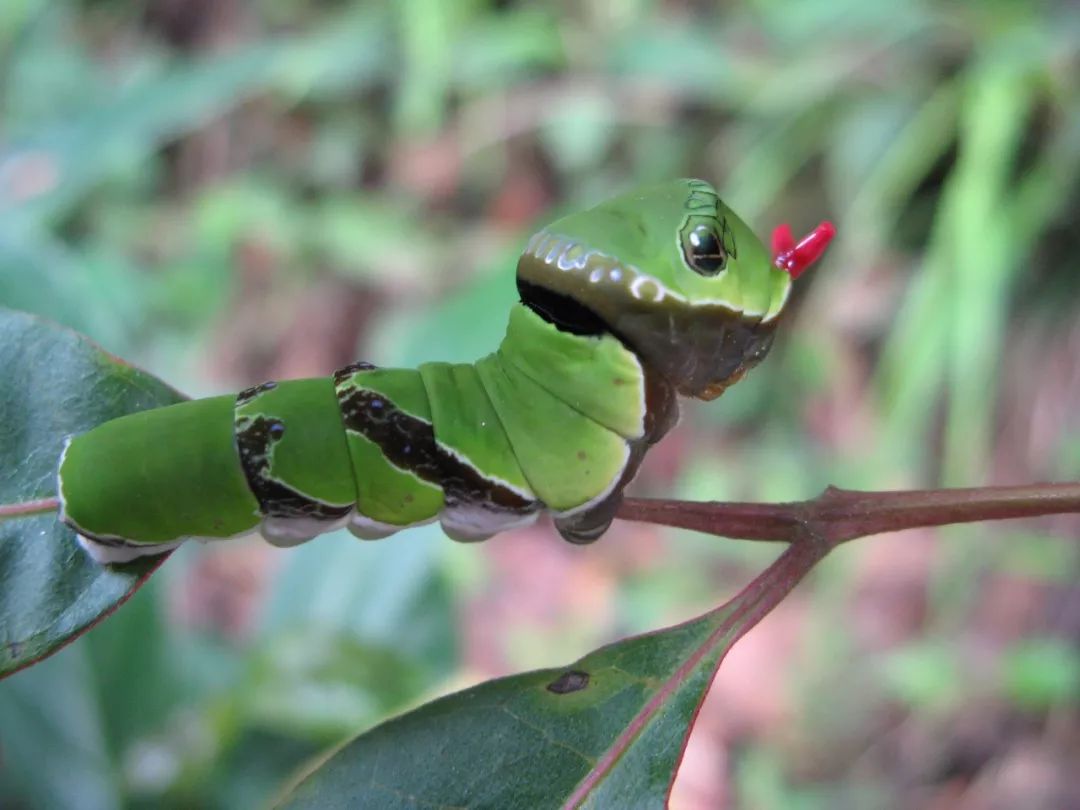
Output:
(58, 179), (793, 562)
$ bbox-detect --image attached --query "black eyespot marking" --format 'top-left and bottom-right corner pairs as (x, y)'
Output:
(679, 181), (738, 278)
(546, 669), (590, 694)
(680, 214), (736, 277)
(686, 223), (726, 275)
(268, 421), (286, 440)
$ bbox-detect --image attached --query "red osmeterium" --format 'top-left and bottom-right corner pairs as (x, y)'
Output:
(772, 221), (835, 280)
(771, 223), (795, 258)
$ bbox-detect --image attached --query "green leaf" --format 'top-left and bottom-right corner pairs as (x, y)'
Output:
(453, 9), (565, 92)
(261, 523), (457, 675)
(242, 630), (432, 740)
(278, 544), (821, 809)
(1002, 638), (1080, 711)
(880, 641), (962, 712)
(4, 46), (279, 227)
(2, 13), (391, 231)
(0, 307), (184, 678)
(371, 258), (520, 368)
(242, 524), (458, 741)
(0, 643), (121, 809)
(540, 95), (618, 172)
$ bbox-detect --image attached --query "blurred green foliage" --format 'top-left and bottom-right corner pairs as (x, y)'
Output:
(1, 0), (1077, 807)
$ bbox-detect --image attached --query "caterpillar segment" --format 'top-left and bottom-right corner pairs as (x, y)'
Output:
(234, 378), (356, 547)
(57, 179), (834, 563)
(58, 396), (264, 564)
(334, 360), (540, 543)
(59, 304), (662, 562)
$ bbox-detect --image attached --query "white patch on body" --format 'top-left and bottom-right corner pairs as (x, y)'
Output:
(259, 511), (352, 548)
(76, 534), (182, 565)
(524, 232), (544, 255)
(439, 503), (539, 543)
(533, 230), (755, 315)
(347, 511), (434, 541)
(544, 240), (564, 265)
(557, 243), (586, 271)
(76, 527), (263, 565)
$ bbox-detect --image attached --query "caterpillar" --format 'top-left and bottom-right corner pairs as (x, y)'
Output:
(58, 179), (834, 564)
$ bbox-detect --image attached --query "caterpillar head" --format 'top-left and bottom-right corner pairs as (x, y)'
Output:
(517, 179), (833, 399)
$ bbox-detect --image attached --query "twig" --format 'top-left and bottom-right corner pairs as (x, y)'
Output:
(617, 482), (1080, 547)
(578, 482), (1080, 808)
(0, 497), (60, 520)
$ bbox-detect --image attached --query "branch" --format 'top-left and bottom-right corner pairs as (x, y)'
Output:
(8, 483), (1079, 546)
(0, 497), (60, 520)
(616, 482), (1080, 548)
(605, 481), (1079, 807)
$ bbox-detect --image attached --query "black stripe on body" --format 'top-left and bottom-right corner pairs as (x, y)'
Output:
(335, 380), (536, 517)
(237, 380), (278, 407)
(234, 385), (352, 522)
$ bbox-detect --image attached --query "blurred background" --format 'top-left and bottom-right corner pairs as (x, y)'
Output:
(1, 0), (1078, 807)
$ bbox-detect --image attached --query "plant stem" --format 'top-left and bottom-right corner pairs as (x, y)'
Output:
(0, 497), (60, 521)
(617, 481), (1080, 548)
(601, 481), (1079, 808)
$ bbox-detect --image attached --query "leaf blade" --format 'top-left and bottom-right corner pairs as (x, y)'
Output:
(277, 542), (823, 809)
(0, 307), (184, 677)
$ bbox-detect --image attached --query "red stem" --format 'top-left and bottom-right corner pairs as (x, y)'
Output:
(589, 482), (1080, 808)
(0, 497), (60, 520)
(617, 482), (1080, 548)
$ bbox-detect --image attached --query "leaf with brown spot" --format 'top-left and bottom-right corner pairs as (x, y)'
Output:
(276, 543), (822, 809)
(547, 669), (590, 694)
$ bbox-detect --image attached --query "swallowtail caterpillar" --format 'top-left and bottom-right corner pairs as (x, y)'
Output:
(58, 179), (834, 564)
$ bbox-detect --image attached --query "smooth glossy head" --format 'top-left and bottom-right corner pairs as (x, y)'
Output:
(517, 179), (832, 399)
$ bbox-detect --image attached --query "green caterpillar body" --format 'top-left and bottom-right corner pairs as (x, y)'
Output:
(58, 179), (832, 564)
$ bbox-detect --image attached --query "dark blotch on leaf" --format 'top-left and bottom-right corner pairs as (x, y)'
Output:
(546, 669), (590, 694)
